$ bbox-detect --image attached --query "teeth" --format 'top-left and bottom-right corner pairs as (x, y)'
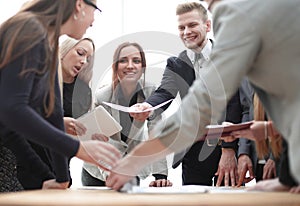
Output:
(125, 72), (135, 75)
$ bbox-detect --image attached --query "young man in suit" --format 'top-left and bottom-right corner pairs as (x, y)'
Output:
(130, 2), (246, 187)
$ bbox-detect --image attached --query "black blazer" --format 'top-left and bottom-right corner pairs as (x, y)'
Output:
(146, 50), (195, 109)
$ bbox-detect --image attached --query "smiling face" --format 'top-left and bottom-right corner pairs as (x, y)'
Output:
(61, 39), (94, 83)
(116, 45), (144, 85)
(177, 9), (211, 51)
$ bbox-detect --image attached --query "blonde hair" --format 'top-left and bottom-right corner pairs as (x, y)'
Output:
(59, 37), (95, 85)
(176, 2), (208, 22)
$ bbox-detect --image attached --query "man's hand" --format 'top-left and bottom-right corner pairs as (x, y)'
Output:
(215, 148), (238, 186)
(237, 154), (255, 186)
(149, 179), (173, 187)
(129, 102), (153, 122)
(263, 159), (276, 180)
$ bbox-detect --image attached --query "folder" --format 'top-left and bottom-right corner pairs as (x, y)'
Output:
(202, 121), (253, 140)
(74, 106), (122, 141)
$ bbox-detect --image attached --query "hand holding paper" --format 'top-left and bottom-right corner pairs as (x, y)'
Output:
(202, 121), (253, 141)
(73, 106), (122, 141)
(102, 99), (173, 113)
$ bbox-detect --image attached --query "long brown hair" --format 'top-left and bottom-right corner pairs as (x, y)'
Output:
(111, 42), (146, 90)
(254, 93), (282, 159)
(0, 0), (77, 117)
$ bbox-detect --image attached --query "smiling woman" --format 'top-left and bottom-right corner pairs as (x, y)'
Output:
(81, 42), (172, 188)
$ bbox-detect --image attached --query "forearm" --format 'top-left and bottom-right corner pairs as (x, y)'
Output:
(125, 138), (171, 175)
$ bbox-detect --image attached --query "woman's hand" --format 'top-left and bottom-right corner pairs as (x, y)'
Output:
(64, 117), (87, 136)
(91, 133), (109, 142)
(76, 140), (122, 171)
(42, 179), (69, 189)
(231, 121), (266, 142)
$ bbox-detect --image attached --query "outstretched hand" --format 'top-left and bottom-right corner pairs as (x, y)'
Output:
(231, 121), (266, 142)
(129, 102), (153, 122)
(76, 141), (122, 171)
(106, 156), (139, 190)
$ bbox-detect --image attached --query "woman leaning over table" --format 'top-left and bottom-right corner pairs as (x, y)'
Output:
(14, 37), (97, 190)
(82, 42), (172, 187)
(0, 0), (121, 192)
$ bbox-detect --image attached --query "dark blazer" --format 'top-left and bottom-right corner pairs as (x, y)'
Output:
(146, 50), (242, 185)
(146, 50), (195, 111)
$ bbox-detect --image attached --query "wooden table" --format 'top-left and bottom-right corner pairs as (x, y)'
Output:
(0, 188), (299, 206)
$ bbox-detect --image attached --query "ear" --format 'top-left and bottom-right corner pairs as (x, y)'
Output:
(205, 19), (211, 32)
(75, 0), (85, 13)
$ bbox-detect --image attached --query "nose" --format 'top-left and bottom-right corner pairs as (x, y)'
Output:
(183, 27), (191, 35)
(127, 60), (134, 69)
(80, 57), (87, 65)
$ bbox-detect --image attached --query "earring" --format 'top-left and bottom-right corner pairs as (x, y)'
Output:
(73, 14), (78, 20)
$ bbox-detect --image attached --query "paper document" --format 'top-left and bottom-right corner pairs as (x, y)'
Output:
(127, 185), (248, 194)
(128, 185), (207, 194)
(74, 106), (122, 141)
(74, 186), (111, 190)
(102, 99), (173, 113)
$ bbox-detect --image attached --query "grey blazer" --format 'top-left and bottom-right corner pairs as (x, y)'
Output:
(153, 0), (300, 183)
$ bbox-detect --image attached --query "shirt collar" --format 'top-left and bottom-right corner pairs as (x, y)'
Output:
(187, 39), (213, 63)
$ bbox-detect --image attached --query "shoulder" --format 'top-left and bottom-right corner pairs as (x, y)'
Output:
(95, 84), (113, 104)
(0, 13), (47, 69)
(167, 51), (192, 68)
(142, 82), (157, 97)
(144, 81), (156, 89)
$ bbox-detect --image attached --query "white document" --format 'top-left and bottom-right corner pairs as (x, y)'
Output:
(102, 99), (173, 113)
(128, 185), (208, 194)
(127, 185), (248, 194)
(74, 105), (122, 141)
(128, 185), (207, 194)
(73, 186), (111, 190)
